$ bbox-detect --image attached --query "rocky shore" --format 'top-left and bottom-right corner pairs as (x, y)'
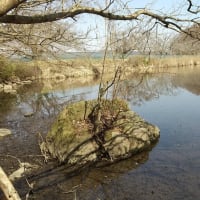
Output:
(0, 77), (34, 94)
(1, 58), (200, 94)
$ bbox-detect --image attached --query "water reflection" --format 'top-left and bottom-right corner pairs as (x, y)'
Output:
(172, 69), (200, 95)
(117, 73), (177, 105)
(0, 67), (200, 200)
(17, 150), (151, 200)
(117, 67), (200, 105)
(1, 67), (200, 122)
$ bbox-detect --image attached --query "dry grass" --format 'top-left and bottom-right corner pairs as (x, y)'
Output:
(0, 56), (39, 82)
(0, 57), (14, 81)
(32, 57), (119, 69)
(1, 55), (200, 82)
(127, 55), (200, 68)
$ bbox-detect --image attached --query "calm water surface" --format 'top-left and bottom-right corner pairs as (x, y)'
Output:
(0, 67), (200, 200)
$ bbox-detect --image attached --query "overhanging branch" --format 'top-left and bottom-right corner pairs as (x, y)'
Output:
(186, 0), (200, 14)
(0, 6), (194, 33)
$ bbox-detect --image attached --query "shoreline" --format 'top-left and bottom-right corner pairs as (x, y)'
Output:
(1, 56), (200, 93)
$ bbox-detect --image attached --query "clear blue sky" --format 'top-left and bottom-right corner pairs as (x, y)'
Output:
(72, 0), (200, 51)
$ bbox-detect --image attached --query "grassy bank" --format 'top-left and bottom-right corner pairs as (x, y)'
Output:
(0, 56), (39, 83)
(126, 55), (200, 68)
(1, 55), (200, 83)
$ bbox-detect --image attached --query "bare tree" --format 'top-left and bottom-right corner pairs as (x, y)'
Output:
(0, 21), (84, 59)
(170, 23), (200, 55)
(109, 22), (172, 58)
(0, 1), (199, 58)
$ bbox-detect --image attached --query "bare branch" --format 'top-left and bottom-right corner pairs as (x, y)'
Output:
(0, 6), (197, 35)
(102, 0), (115, 11)
(186, 0), (200, 14)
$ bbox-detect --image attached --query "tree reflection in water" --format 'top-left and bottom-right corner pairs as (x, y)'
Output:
(172, 68), (200, 95)
(117, 73), (178, 106)
(16, 148), (154, 200)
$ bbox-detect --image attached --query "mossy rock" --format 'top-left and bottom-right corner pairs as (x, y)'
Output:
(41, 99), (160, 164)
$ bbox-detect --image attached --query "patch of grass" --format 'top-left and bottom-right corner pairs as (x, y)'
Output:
(155, 55), (200, 67)
(0, 56), (38, 82)
(0, 56), (15, 82)
(126, 55), (151, 67)
(14, 62), (38, 80)
(127, 55), (200, 68)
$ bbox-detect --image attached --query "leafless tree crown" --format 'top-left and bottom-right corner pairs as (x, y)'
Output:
(0, 1), (199, 57)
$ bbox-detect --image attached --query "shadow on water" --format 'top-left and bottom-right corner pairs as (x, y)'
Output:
(15, 148), (153, 200)
(172, 69), (200, 95)
(0, 67), (200, 199)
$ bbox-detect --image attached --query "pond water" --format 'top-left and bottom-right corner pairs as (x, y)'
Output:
(0, 67), (200, 200)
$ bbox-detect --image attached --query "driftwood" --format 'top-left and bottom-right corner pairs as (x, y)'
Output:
(0, 166), (21, 200)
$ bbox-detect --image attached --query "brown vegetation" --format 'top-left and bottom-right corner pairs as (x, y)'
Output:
(126, 55), (200, 68)
(0, 56), (38, 83)
(1, 55), (200, 83)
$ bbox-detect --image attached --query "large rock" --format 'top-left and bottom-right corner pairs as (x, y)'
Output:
(41, 99), (160, 165)
(103, 111), (159, 159)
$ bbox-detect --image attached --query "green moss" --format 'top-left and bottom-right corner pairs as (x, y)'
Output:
(46, 101), (92, 149)
(104, 130), (113, 141)
(43, 98), (160, 163)
(45, 99), (129, 159)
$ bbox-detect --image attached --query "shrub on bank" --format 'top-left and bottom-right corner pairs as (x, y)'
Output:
(0, 56), (37, 83)
(14, 62), (38, 80)
(0, 56), (15, 82)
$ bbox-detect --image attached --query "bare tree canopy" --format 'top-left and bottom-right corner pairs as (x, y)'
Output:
(0, 0), (200, 58)
(0, 21), (84, 58)
(171, 23), (200, 55)
(0, 1), (199, 31)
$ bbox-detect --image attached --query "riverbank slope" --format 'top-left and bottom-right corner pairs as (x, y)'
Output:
(1, 55), (200, 93)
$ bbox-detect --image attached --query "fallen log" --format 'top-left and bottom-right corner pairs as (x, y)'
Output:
(0, 166), (21, 200)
